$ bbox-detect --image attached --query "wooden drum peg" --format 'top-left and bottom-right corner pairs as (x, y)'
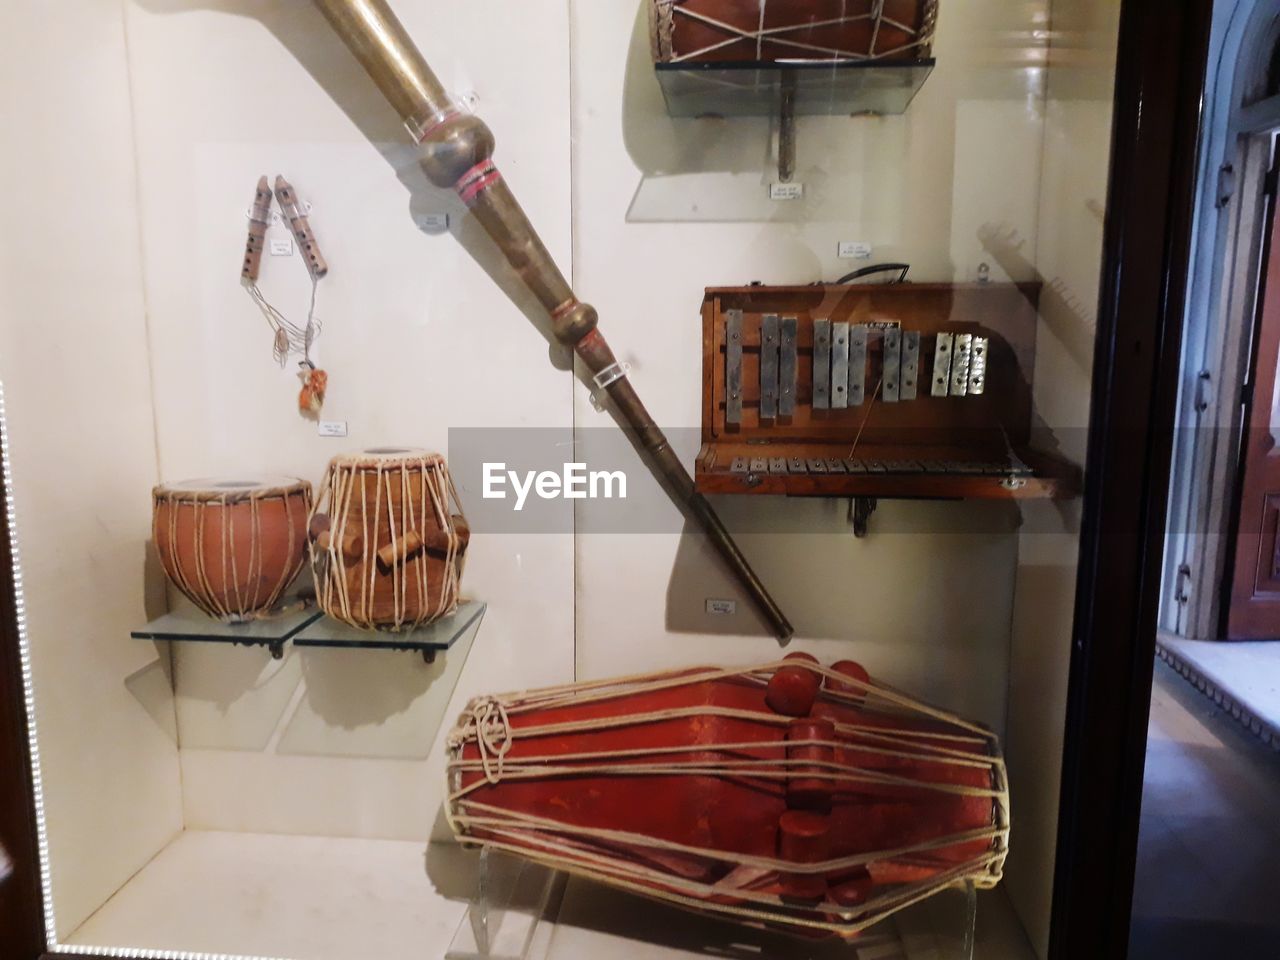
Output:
(786, 718), (837, 813)
(778, 810), (830, 903)
(377, 530), (425, 572)
(824, 659), (871, 706)
(829, 871), (875, 907)
(308, 512), (331, 549)
(308, 513), (362, 560)
(766, 652), (821, 717)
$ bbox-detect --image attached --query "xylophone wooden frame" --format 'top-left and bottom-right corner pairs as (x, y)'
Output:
(696, 282), (1083, 501)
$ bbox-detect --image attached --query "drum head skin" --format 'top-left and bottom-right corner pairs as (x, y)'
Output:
(155, 475), (310, 502)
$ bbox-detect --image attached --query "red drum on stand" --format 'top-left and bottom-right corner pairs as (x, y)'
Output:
(446, 654), (1008, 938)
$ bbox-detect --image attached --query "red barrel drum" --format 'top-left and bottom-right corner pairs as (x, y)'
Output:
(649, 0), (939, 64)
(446, 654), (1009, 938)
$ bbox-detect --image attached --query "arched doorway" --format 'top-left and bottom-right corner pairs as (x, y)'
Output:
(1163, 1), (1280, 642)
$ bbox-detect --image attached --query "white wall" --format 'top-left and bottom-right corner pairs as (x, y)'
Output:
(0, 0), (183, 938)
(120, 0), (577, 842)
(1005, 1), (1121, 956)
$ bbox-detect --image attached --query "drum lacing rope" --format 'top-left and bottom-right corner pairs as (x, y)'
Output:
(156, 486), (306, 622)
(662, 6), (937, 63)
(311, 454), (465, 631)
(444, 658), (1012, 936)
(470, 697), (513, 784)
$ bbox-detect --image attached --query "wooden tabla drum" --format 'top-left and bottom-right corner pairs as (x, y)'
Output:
(309, 448), (470, 631)
(447, 654), (1008, 938)
(152, 476), (312, 622)
(650, 0), (938, 64)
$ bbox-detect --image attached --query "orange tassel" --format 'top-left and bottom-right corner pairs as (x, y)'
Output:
(298, 368), (328, 417)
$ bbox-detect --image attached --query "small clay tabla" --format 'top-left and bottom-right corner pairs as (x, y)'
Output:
(152, 476), (312, 622)
(309, 448), (469, 631)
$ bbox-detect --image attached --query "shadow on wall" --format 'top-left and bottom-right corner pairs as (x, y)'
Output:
(980, 221), (1097, 377)
(664, 497), (1026, 642)
(125, 654), (178, 745)
(297, 646), (447, 729)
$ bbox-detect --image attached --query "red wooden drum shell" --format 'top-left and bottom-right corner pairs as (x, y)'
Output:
(650, 0), (938, 64)
(152, 476), (312, 622)
(310, 448), (469, 631)
(447, 657), (1008, 938)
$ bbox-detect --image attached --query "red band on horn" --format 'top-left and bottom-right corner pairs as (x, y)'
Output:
(456, 160), (502, 205)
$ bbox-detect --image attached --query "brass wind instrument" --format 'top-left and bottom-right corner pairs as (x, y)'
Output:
(309, 0), (793, 640)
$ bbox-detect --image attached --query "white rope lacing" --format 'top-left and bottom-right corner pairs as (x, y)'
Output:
(655, 1), (939, 64)
(154, 484), (309, 622)
(311, 453), (466, 631)
(445, 657), (1011, 937)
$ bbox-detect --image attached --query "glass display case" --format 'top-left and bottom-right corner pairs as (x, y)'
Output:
(0, 1), (1213, 959)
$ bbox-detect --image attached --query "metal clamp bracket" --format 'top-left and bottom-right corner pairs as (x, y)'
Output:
(590, 362), (632, 411)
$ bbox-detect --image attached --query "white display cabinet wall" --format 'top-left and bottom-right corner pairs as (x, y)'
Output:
(0, 0), (1117, 957)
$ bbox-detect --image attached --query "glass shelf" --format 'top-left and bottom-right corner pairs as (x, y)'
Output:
(293, 601), (486, 662)
(131, 604), (321, 660)
(655, 59), (936, 119)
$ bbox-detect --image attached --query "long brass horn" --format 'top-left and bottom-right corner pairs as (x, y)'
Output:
(309, 0), (793, 640)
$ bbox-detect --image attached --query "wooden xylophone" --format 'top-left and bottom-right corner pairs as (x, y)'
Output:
(697, 283), (1080, 500)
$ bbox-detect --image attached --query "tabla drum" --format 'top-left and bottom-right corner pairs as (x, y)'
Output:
(447, 653), (1008, 939)
(152, 476), (313, 622)
(649, 0), (938, 64)
(309, 448), (470, 631)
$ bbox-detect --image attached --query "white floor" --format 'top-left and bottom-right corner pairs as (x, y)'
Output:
(65, 831), (476, 960)
(1129, 660), (1280, 958)
(63, 830), (1037, 960)
(1157, 634), (1280, 745)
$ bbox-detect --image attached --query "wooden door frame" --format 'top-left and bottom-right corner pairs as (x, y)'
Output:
(1049, 0), (1214, 957)
(0, 0), (1213, 957)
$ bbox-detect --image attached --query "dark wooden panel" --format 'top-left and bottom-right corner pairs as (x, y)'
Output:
(0, 411), (46, 959)
(1048, 0), (1213, 956)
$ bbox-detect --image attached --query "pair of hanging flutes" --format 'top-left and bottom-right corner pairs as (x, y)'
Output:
(306, 0), (792, 640)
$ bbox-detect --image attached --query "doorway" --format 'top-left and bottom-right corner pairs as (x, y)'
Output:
(1163, 4), (1280, 646)
(1134, 5), (1280, 955)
